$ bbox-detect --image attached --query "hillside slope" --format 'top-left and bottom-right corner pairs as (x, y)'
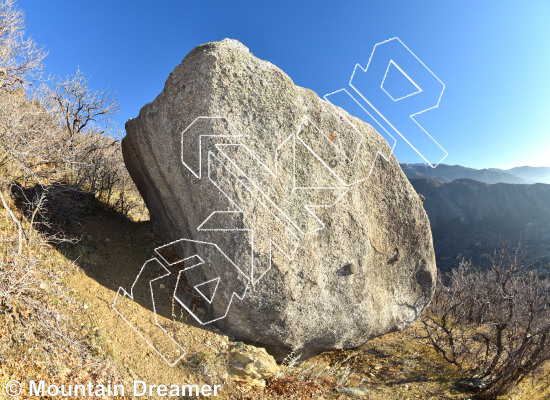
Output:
(410, 178), (550, 270)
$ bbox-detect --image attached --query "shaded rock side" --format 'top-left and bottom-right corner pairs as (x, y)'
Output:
(122, 38), (436, 359)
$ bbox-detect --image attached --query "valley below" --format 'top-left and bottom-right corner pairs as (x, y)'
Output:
(409, 176), (550, 271)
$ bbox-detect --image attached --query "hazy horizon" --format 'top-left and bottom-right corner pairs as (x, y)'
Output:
(404, 162), (550, 170)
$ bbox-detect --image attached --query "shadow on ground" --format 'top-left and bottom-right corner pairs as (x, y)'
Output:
(11, 183), (208, 329)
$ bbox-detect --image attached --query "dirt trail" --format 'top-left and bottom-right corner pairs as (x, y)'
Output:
(62, 212), (231, 398)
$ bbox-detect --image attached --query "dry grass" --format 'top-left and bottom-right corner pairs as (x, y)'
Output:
(0, 192), (130, 398)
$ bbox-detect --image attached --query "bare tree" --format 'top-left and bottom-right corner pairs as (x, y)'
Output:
(52, 68), (120, 137)
(417, 243), (550, 399)
(0, 0), (46, 89)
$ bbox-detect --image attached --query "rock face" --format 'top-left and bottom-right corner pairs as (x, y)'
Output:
(122, 39), (436, 359)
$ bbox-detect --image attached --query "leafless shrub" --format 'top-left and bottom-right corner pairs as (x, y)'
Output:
(0, 69), (144, 232)
(0, 0), (141, 229)
(44, 70), (145, 221)
(52, 68), (120, 138)
(67, 132), (146, 218)
(0, 0), (132, 390)
(417, 243), (550, 399)
(0, 86), (83, 239)
(0, 0), (45, 89)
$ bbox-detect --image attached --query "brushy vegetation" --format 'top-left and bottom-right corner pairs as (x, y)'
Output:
(0, 205), (129, 395)
(0, 0), (145, 229)
(0, 0), (141, 395)
(417, 244), (550, 399)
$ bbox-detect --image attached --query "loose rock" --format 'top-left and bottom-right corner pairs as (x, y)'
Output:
(335, 387), (370, 398)
(228, 342), (279, 388)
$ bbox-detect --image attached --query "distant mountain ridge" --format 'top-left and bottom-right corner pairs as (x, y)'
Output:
(504, 166), (550, 184)
(409, 177), (550, 271)
(401, 163), (550, 184)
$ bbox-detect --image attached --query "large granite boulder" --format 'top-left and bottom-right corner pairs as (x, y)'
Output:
(122, 39), (436, 359)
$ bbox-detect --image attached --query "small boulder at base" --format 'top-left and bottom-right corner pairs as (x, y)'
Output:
(228, 342), (279, 388)
(122, 39), (436, 360)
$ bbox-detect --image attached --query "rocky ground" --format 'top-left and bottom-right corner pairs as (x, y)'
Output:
(52, 211), (548, 400)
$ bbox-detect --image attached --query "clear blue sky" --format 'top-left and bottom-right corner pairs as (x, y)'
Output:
(21, 0), (550, 169)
